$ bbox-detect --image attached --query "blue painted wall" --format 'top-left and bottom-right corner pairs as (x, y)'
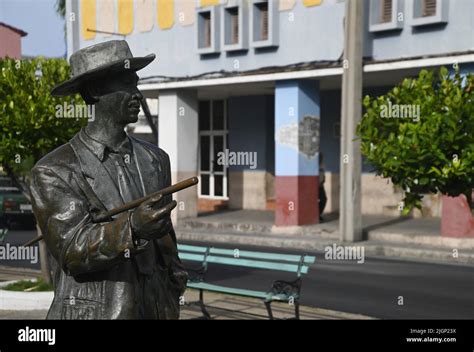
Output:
(365, 0), (474, 61)
(73, 0), (345, 79)
(72, 0), (474, 80)
(227, 95), (274, 172)
(275, 80), (320, 177)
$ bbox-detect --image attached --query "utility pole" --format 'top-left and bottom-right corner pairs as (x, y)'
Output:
(339, 0), (364, 242)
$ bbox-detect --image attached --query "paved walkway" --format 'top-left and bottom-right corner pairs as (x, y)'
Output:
(0, 289), (374, 320)
(180, 289), (374, 320)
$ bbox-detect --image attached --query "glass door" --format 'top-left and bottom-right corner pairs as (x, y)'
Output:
(199, 100), (229, 199)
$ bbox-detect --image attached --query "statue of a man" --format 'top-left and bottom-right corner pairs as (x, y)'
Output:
(29, 40), (187, 319)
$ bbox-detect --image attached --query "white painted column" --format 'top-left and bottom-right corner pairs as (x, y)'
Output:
(158, 89), (199, 224)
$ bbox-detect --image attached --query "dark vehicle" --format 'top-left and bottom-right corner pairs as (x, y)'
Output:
(0, 176), (35, 229)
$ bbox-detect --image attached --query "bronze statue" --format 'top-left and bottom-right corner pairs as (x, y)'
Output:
(28, 40), (189, 319)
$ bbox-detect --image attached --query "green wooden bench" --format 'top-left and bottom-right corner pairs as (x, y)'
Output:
(178, 244), (315, 320)
(0, 228), (8, 243)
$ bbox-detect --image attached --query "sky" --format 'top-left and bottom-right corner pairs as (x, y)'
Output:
(0, 0), (66, 58)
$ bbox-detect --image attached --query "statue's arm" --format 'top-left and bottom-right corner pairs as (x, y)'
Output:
(29, 166), (137, 276)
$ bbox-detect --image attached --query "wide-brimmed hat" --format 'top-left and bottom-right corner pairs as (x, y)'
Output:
(51, 40), (155, 96)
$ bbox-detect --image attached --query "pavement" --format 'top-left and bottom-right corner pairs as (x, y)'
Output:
(175, 210), (474, 265)
(0, 280), (372, 320)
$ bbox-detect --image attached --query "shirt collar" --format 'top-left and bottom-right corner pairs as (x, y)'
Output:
(79, 128), (133, 162)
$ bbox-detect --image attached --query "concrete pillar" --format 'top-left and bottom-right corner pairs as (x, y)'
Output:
(274, 80), (320, 226)
(339, 0), (363, 242)
(158, 89), (199, 224)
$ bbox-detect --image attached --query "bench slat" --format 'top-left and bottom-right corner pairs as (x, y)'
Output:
(187, 282), (269, 299)
(178, 245), (316, 264)
(210, 248), (315, 264)
(178, 244), (208, 253)
(180, 252), (310, 274)
(187, 283), (299, 302)
(179, 253), (206, 262)
(205, 255), (309, 274)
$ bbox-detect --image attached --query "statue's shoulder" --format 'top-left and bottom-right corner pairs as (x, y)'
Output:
(130, 136), (170, 163)
(32, 139), (79, 176)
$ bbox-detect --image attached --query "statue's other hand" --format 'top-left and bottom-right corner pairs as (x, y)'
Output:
(130, 195), (177, 241)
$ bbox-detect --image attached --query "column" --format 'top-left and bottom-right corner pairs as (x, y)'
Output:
(275, 80), (320, 226)
(158, 89), (199, 224)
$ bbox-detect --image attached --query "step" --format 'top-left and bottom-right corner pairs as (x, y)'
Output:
(367, 231), (474, 250)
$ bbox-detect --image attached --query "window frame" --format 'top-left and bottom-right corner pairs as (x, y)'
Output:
(197, 6), (220, 55)
(250, 0), (279, 49)
(369, 0), (404, 33)
(411, 0), (448, 27)
(221, 0), (249, 52)
(198, 100), (229, 200)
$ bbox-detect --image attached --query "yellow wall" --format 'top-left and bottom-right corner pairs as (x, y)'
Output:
(302, 0), (323, 7)
(80, 0), (326, 40)
(200, 0), (220, 7)
(118, 0), (134, 35)
(157, 0), (175, 30)
(81, 0), (96, 40)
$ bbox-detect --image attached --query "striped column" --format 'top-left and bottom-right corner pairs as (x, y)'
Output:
(275, 80), (320, 226)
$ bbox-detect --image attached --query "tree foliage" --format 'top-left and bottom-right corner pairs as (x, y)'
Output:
(0, 57), (86, 192)
(357, 67), (474, 214)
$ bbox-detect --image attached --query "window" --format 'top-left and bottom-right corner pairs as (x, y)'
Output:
(422, 0), (437, 17)
(199, 100), (229, 199)
(258, 2), (268, 41)
(380, 0), (393, 23)
(369, 0), (403, 32)
(221, 1), (248, 52)
(229, 8), (239, 44)
(411, 0), (448, 27)
(250, 0), (278, 48)
(197, 7), (220, 54)
(202, 12), (211, 48)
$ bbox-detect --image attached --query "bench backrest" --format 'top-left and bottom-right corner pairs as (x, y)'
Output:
(178, 244), (315, 277)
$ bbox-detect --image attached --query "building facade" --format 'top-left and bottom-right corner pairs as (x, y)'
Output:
(0, 22), (27, 59)
(65, 0), (474, 226)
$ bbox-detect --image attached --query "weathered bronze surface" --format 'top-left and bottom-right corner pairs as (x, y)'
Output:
(28, 40), (189, 319)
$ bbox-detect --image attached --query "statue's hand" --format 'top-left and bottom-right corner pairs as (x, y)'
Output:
(130, 194), (177, 241)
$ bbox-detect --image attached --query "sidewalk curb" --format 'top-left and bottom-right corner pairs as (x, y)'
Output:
(0, 289), (53, 311)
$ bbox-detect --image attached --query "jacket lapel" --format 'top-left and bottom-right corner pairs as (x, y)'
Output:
(69, 133), (125, 212)
(131, 138), (164, 196)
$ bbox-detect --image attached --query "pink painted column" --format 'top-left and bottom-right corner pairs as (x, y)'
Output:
(441, 192), (474, 238)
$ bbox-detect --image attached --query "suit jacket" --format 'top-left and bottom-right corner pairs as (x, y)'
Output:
(29, 129), (187, 320)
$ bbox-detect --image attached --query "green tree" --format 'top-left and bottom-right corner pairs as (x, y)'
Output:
(357, 67), (474, 215)
(0, 57), (86, 282)
(0, 57), (86, 191)
(55, 0), (66, 19)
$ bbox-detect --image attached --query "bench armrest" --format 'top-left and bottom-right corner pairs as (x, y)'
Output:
(269, 278), (302, 299)
(185, 265), (207, 283)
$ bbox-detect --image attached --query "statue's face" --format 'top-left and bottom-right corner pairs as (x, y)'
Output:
(94, 71), (143, 124)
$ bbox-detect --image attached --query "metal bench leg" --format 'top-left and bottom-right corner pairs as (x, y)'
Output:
(294, 301), (300, 320)
(264, 301), (274, 320)
(199, 289), (211, 320)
